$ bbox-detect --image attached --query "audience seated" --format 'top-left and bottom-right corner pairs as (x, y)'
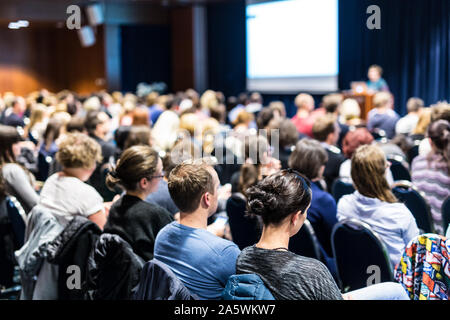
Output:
(288, 139), (338, 272)
(38, 132), (108, 229)
(1, 97), (27, 128)
(0, 125), (39, 214)
(367, 92), (400, 139)
(411, 119), (450, 234)
(339, 98), (364, 127)
(153, 160), (241, 300)
(291, 93), (316, 137)
(395, 97), (424, 135)
(312, 114), (346, 191)
(236, 169), (408, 300)
(84, 110), (120, 201)
(337, 144), (419, 267)
(145, 152), (179, 216)
(1, 85), (448, 301)
(104, 146), (173, 261)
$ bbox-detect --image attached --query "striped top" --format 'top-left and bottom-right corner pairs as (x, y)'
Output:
(411, 154), (450, 235)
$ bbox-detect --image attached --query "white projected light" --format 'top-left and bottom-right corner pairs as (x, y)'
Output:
(246, 0), (339, 93)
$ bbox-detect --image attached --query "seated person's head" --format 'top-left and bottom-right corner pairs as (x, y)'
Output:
(84, 110), (110, 138)
(123, 125), (152, 150)
(294, 93), (314, 112)
(56, 132), (102, 181)
(368, 64), (383, 82)
(321, 93), (344, 115)
(246, 169), (312, 237)
(342, 127), (374, 159)
(373, 92), (393, 109)
(232, 110), (254, 128)
(269, 101), (286, 118)
(106, 145), (162, 195)
(273, 119), (298, 150)
(0, 125), (23, 165)
(312, 114), (339, 144)
(430, 102), (450, 123)
(168, 160), (219, 216)
(427, 119), (450, 171)
(351, 144), (396, 203)
(406, 97), (424, 114)
(289, 139), (328, 181)
(340, 98), (361, 123)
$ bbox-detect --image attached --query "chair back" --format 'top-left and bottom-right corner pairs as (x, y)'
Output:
(5, 197), (27, 248)
(392, 181), (434, 233)
(226, 193), (261, 250)
(331, 179), (355, 203)
(388, 157), (411, 181)
(442, 196), (450, 235)
(331, 219), (394, 292)
(289, 220), (322, 261)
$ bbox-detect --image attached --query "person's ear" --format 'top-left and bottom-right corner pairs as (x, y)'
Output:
(203, 192), (211, 208)
(139, 177), (148, 190)
(291, 210), (302, 225)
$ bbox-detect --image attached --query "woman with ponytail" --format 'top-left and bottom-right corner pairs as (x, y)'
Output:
(411, 119), (450, 234)
(104, 145), (173, 261)
(337, 144), (419, 267)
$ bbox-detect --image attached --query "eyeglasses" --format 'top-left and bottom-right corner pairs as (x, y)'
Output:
(148, 171), (165, 180)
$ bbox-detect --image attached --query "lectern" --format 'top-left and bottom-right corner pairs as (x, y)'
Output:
(342, 91), (376, 121)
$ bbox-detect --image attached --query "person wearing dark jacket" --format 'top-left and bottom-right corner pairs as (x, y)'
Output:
(312, 114), (346, 192)
(84, 110), (120, 201)
(288, 139), (338, 278)
(104, 145), (173, 261)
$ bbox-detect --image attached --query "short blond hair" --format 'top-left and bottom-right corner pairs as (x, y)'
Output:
(56, 132), (102, 169)
(294, 93), (314, 110)
(373, 92), (392, 108)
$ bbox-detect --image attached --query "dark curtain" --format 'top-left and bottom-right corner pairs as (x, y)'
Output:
(121, 25), (171, 93)
(207, 0), (450, 116)
(339, 0), (450, 115)
(207, 0), (246, 97)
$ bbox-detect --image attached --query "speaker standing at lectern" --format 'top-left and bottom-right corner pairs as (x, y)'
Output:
(366, 65), (390, 93)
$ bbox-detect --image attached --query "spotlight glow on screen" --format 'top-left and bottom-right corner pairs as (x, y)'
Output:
(246, 0), (339, 93)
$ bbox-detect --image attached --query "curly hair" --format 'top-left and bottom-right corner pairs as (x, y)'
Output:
(56, 132), (102, 169)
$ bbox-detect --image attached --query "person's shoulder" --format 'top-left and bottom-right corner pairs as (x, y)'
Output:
(2, 162), (24, 174)
(411, 154), (427, 168)
(202, 232), (240, 256)
(141, 201), (173, 218)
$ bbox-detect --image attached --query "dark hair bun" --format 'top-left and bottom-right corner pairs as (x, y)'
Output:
(246, 187), (277, 216)
(244, 169), (312, 226)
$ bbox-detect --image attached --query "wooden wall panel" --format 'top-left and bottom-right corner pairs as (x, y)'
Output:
(0, 26), (105, 95)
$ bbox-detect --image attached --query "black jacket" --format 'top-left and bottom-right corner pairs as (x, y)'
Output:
(87, 233), (144, 300)
(47, 216), (102, 300)
(323, 145), (346, 193)
(0, 199), (16, 287)
(104, 195), (173, 262)
(133, 259), (197, 300)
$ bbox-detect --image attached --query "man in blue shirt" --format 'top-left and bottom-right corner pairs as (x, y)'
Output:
(154, 160), (240, 300)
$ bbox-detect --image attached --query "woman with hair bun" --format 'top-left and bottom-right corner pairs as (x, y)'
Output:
(235, 169), (344, 300)
(104, 145), (173, 261)
(411, 119), (450, 234)
(233, 169), (410, 300)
